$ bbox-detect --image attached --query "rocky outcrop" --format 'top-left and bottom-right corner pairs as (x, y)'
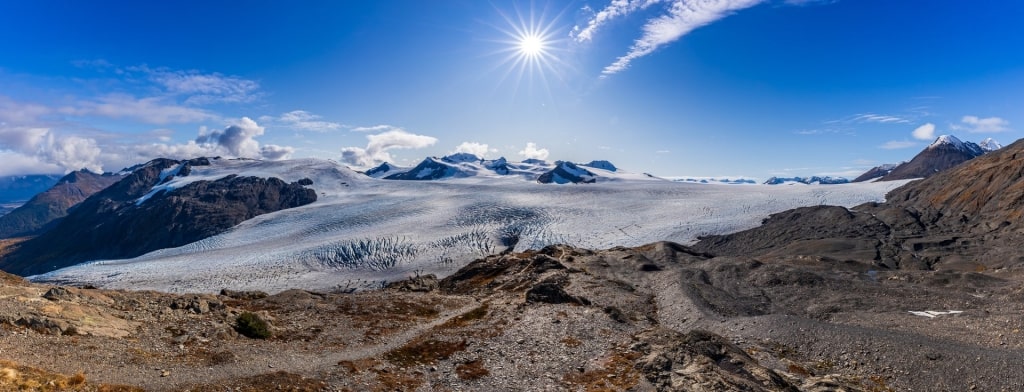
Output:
(0, 170), (122, 238)
(0, 158), (316, 276)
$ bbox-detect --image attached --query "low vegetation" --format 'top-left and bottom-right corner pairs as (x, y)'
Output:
(235, 312), (272, 339)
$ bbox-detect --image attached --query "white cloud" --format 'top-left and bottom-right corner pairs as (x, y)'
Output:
(266, 110), (343, 132)
(518, 142), (550, 160)
(195, 117), (265, 158)
(912, 123), (936, 140)
(340, 128), (438, 167)
(351, 124), (398, 133)
(573, 0), (666, 42)
(601, 0), (763, 76)
(880, 140), (917, 150)
(64, 94), (216, 125)
(955, 115), (1010, 133)
(0, 151), (63, 176)
(453, 142), (491, 158)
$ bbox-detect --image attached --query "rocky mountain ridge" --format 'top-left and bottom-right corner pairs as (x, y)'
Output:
(0, 170), (122, 239)
(0, 158), (317, 276)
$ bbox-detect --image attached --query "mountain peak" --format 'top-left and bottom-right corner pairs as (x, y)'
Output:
(928, 135), (985, 156)
(929, 134), (963, 149)
(980, 138), (1003, 152)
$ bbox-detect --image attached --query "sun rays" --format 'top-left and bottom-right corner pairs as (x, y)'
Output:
(489, 2), (570, 99)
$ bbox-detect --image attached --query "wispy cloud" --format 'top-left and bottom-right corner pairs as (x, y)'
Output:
(127, 65), (262, 105)
(260, 110), (343, 132)
(794, 127), (853, 136)
(880, 140), (917, 149)
(850, 113), (911, 124)
(572, 0), (665, 43)
(351, 124), (399, 133)
(911, 123), (935, 140)
(952, 115), (1010, 133)
(593, 0), (764, 76)
(63, 94), (216, 124)
(340, 128), (438, 167)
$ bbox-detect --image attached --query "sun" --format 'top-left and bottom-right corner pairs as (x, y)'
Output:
(518, 34), (546, 58)
(489, 3), (569, 94)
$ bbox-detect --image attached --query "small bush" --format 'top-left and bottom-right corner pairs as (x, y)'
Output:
(235, 312), (272, 339)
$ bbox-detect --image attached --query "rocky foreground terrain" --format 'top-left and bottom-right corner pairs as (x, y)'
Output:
(1, 239), (1023, 391)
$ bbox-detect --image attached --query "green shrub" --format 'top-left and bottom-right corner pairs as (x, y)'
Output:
(235, 312), (272, 339)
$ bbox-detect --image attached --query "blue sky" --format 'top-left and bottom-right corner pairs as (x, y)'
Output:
(0, 0), (1021, 179)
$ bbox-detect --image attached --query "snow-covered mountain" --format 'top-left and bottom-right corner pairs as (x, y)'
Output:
(18, 156), (910, 294)
(537, 161), (596, 184)
(872, 135), (993, 181)
(852, 163), (902, 183)
(980, 137), (1003, 152)
(364, 162), (407, 178)
(763, 176), (850, 185)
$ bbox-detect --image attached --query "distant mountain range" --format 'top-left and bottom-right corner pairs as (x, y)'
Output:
(0, 174), (62, 212)
(364, 154), (653, 184)
(762, 176), (850, 185)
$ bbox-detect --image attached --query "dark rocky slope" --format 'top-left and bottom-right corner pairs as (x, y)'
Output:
(0, 170), (121, 238)
(0, 158), (316, 276)
(694, 137), (1024, 272)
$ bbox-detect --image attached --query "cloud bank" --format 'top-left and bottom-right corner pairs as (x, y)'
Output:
(954, 115), (1010, 133)
(453, 142), (492, 158)
(340, 128), (438, 167)
(518, 142), (550, 160)
(912, 123), (936, 140)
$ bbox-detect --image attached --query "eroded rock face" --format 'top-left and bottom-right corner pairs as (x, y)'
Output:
(0, 158), (317, 276)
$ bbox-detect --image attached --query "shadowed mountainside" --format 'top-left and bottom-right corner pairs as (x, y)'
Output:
(0, 170), (122, 239)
